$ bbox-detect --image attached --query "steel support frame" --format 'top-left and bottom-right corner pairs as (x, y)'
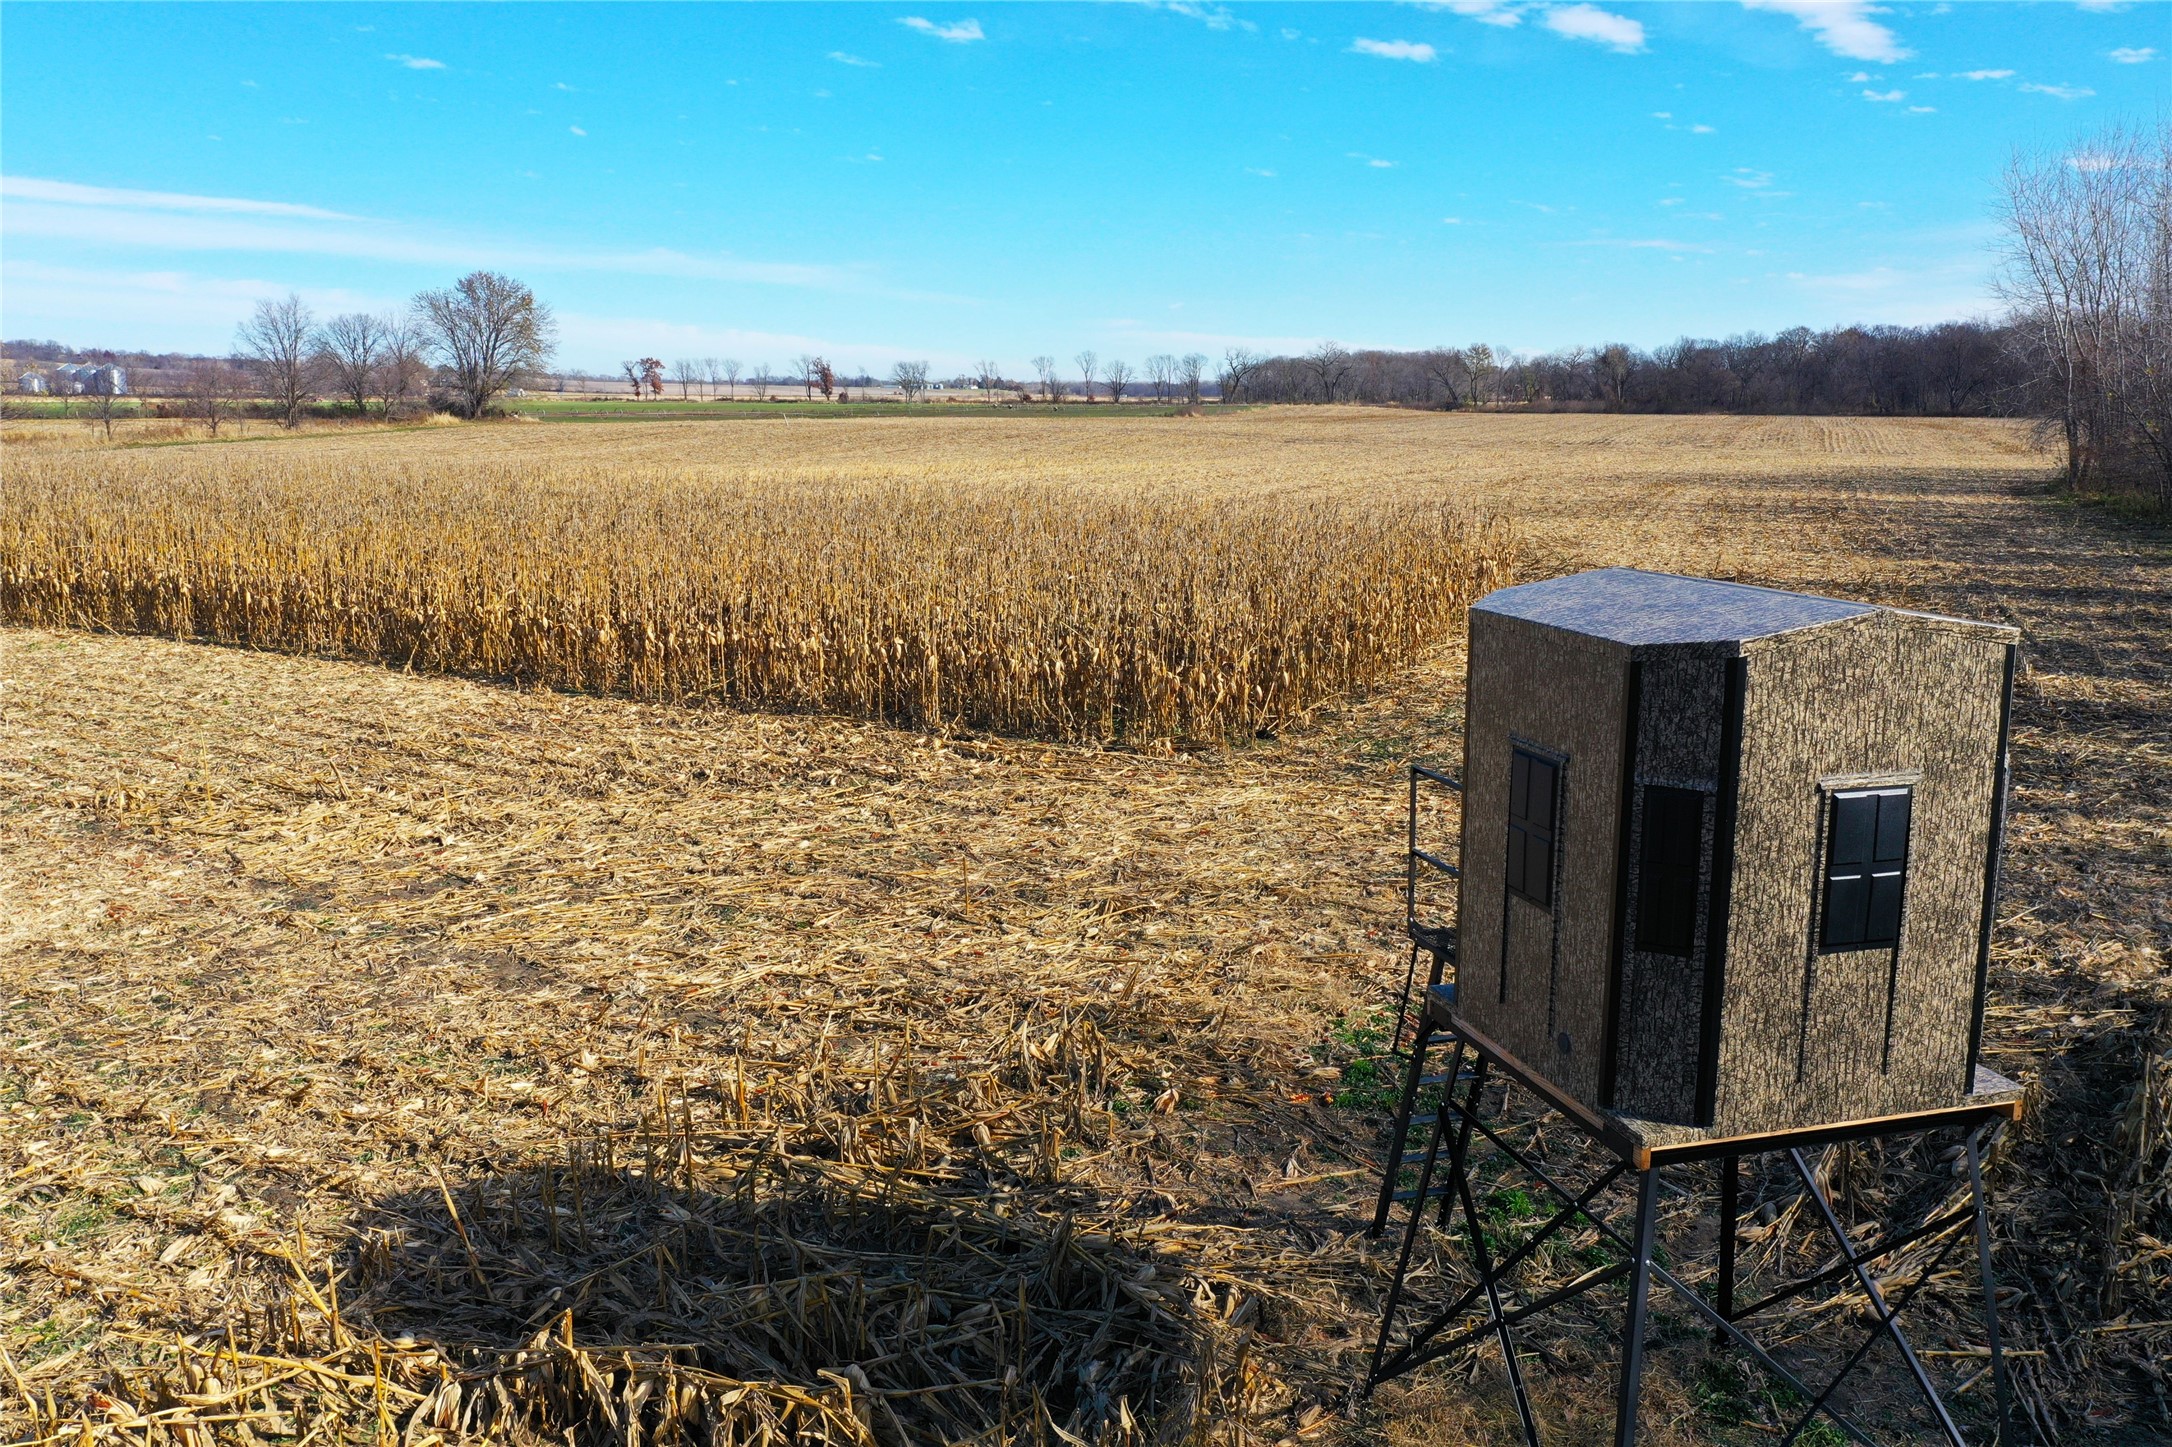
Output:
(1362, 1058), (2020, 1447)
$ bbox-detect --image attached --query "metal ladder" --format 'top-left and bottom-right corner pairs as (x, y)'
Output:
(1371, 763), (1470, 1235)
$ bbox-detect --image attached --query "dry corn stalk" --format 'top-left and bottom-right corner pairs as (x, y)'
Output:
(0, 451), (1513, 741)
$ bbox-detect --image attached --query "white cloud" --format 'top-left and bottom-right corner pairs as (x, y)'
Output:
(2068, 152), (2119, 171)
(1862, 88), (1906, 101)
(1690, 123), (1717, 133)
(1658, 196), (1684, 205)
(1350, 37), (1437, 61)
(0, 175), (358, 220)
(1, 178), (967, 301)
(1441, 216), (1465, 224)
(1417, 0), (1522, 25)
(1652, 110), (1673, 118)
(1846, 70), (1871, 82)
(898, 16), (984, 42)
(0, 260), (397, 340)
(569, 125), (587, 136)
(1544, 4), (1644, 51)
(1956, 68), (2015, 80)
(1348, 152), (1399, 167)
(554, 81), (576, 91)
(1568, 237), (1715, 252)
(1738, 1), (1908, 63)
(2073, 0), (2122, 10)
(1155, 2), (1254, 30)
(1908, 105), (1936, 112)
(2108, 46), (2157, 63)
(1280, 27), (1302, 39)
(1725, 167), (1776, 188)
(385, 53), (445, 70)
(1245, 167), (1278, 177)
(2020, 81), (2096, 99)
(1783, 261), (1996, 322)
(828, 51), (880, 66)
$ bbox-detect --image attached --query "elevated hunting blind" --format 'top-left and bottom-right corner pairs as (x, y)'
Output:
(1455, 568), (2017, 1136)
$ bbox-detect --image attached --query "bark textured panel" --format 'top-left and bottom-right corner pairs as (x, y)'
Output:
(1611, 645), (1730, 1122)
(1712, 613), (2010, 1133)
(1458, 613), (1626, 1103)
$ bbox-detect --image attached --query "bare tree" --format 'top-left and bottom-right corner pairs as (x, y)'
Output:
(315, 312), (385, 420)
(185, 360), (243, 437)
(86, 382), (123, 440)
(975, 359), (1002, 395)
(1178, 353), (1208, 407)
(1217, 347), (1261, 405)
(795, 354), (819, 398)
(1464, 343), (1500, 407)
(700, 357), (720, 399)
(1145, 354), (1175, 403)
(1596, 344), (1634, 411)
(671, 358), (702, 399)
(1104, 358), (1131, 404)
(377, 317), (428, 418)
(1074, 350), (1098, 403)
(1420, 347), (1470, 409)
(237, 293), (317, 428)
(1304, 341), (1352, 403)
(1998, 121), (2172, 500)
(890, 359), (931, 399)
(752, 364), (772, 401)
(1031, 355), (1058, 402)
(413, 271), (555, 417)
(621, 361), (646, 397)
(719, 358), (743, 399)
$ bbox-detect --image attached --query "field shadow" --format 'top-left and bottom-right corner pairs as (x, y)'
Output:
(333, 1139), (1207, 1445)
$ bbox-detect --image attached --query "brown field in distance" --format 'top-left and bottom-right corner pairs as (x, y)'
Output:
(2, 411), (2166, 1445)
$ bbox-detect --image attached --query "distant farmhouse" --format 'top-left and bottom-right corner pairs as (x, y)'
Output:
(16, 364), (127, 395)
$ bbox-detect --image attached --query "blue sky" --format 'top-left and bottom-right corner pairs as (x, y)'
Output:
(2, 2), (2163, 375)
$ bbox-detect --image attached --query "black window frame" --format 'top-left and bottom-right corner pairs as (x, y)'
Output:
(1819, 785), (1912, 952)
(1633, 783), (1706, 957)
(1505, 746), (1561, 909)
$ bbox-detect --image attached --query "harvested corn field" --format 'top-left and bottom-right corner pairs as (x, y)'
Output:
(2, 412), (2167, 1445)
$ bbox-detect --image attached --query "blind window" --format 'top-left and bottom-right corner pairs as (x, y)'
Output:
(1505, 749), (1559, 908)
(1821, 786), (1912, 951)
(1634, 785), (1705, 957)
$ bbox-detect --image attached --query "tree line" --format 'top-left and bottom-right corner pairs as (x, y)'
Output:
(1998, 121), (2171, 507)
(1230, 323), (2022, 417)
(182, 271), (555, 433)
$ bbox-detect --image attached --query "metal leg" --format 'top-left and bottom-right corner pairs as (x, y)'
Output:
(1772, 1222), (1972, 1447)
(1440, 1057), (1489, 1229)
(1450, 1076), (1542, 1447)
(1389, 940), (1423, 1060)
(1966, 1126), (2019, 1446)
(1366, 1038), (1466, 1391)
(1717, 1154), (1739, 1327)
(1613, 1164), (1662, 1447)
(1790, 1147), (1965, 1447)
(1371, 1020), (1436, 1236)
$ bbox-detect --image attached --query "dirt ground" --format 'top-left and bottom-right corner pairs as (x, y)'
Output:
(2, 413), (2166, 1444)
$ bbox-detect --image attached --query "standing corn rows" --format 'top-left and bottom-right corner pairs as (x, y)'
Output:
(2, 452), (1513, 740)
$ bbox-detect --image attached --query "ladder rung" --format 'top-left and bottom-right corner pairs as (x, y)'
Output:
(1391, 1184), (1457, 1204)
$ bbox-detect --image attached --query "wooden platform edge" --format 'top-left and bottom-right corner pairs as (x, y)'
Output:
(1427, 987), (2024, 1171)
(1428, 996), (1643, 1161)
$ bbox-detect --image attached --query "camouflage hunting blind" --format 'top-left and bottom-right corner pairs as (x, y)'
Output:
(1455, 568), (2017, 1136)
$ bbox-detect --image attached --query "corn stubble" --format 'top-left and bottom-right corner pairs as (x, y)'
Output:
(2, 450), (1512, 741)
